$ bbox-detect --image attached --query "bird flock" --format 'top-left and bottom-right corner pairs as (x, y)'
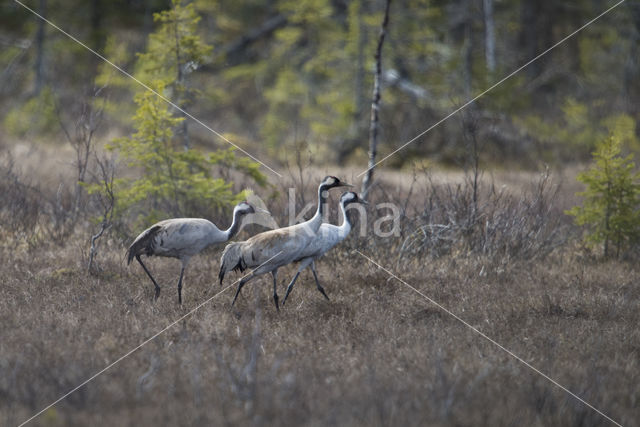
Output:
(126, 176), (365, 309)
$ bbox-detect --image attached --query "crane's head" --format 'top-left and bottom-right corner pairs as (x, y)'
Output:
(320, 175), (353, 190)
(340, 191), (368, 206)
(235, 201), (269, 216)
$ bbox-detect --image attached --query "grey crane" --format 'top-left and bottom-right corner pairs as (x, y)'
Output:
(218, 176), (352, 311)
(127, 201), (263, 304)
(281, 191), (366, 306)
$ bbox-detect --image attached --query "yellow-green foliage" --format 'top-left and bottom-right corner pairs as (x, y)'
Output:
(566, 135), (640, 258)
(90, 0), (264, 228)
(108, 84), (239, 222)
(136, 0), (211, 101)
(3, 86), (57, 138)
(261, 0), (375, 160)
(519, 97), (640, 158)
(94, 36), (136, 123)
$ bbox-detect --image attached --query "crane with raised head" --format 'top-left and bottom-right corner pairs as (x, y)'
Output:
(218, 176), (352, 311)
(281, 191), (366, 306)
(127, 201), (264, 304)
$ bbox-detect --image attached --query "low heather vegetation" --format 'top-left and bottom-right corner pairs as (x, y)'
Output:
(1, 149), (638, 426)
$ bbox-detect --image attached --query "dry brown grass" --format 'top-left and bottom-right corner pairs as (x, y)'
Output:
(1, 146), (639, 427)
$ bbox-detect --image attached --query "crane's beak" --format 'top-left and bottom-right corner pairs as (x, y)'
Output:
(340, 182), (354, 188)
(360, 199), (369, 205)
(255, 207), (270, 215)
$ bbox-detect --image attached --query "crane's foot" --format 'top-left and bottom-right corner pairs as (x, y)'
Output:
(232, 284), (243, 306)
(273, 293), (280, 312)
(281, 290), (292, 307)
(317, 285), (330, 301)
(154, 286), (161, 301)
(281, 273), (299, 307)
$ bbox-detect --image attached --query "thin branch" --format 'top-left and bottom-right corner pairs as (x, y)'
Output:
(361, 0), (392, 201)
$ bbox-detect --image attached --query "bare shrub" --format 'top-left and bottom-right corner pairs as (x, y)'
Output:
(87, 153), (116, 274)
(44, 87), (106, 245)
(285, 140), (314, 210)
(0, 153), (43, 248)
(398, 168), (570, 266)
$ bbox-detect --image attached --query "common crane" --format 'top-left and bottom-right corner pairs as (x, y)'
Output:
(281, 191), (366, 306)
(218, 176), (352, 311)
(127, 201), (264, 304)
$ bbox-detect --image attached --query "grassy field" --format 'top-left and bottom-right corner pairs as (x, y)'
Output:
(1, 145), (639, 426)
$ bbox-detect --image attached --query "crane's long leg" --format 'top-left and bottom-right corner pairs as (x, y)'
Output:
(282, 258), (315, 306)
(232, 273), (256, 306)
(310, 261), (330, 301)
(281, 271), (301, 307)
(136, 255), (161, 300)
(271, 269), (279, 312)
(176, 266), (185, 305)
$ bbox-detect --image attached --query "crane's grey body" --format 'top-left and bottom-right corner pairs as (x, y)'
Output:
(281, 192), (365, 305)
(130, 218), (224, 260)
(218, 176), (352, 311)
(127, 202), (257, 304)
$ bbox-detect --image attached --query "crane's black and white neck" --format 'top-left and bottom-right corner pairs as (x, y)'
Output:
(335, 191), (360, 236)
(309, 175), (353, 229)
(222, 201), (255, 241)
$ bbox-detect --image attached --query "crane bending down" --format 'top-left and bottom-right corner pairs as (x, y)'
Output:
(281, 191), (366, 306)
(127, 201), (263, 304)
(218, 176), (352, 311)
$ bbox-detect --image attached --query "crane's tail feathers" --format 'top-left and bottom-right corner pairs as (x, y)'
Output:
(219, 242), (247, 285)
(126, 246), (135, 265)
(126, 242), (140, 265)
(126, 225), (162, 265)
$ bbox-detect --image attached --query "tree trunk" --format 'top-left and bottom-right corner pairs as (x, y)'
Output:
(223, 14), (287, 63)
(361, 0), (392, 201)
(519, 0), (539, 78)
(89, 0), (105, 75)
(34, 0), (47, 95)
(483, 0), (495, 73)
(173, 12), (190, 151)
(462, 0), (474, 99)
(354, 0), (366, 131)
(336, 1), (367, 165)
(625, 2), (640, 137)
